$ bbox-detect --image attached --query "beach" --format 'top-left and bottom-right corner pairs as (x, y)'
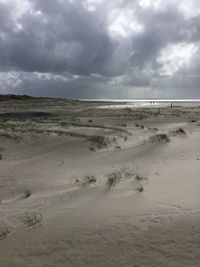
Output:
(0, 95), (200, 266)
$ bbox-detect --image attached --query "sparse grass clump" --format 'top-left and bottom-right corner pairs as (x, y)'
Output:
(149, 133), (170, 144)
(106, 170), (122, 187)
(134, 172), (147, 192)
(89, 135), (109, 151)
(135, 173), (147, 181)
(0, 223), (10, 240)
(106, 167), (147, 191)
(21, 211), (43, 227)
(122, 166), (136, 179)
(0, 118), (9, 124)
(0, 132), (19, 141)
(22, 187), (32, 199)
(137, 183), (144, 192)
(106, 166), (136, 187)
(174, 128), (186, 134)
(135, 123), (144, 129)
(82, 175), (97, 187)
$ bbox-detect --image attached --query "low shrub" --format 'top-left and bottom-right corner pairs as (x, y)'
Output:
(149, 133), (170, 144)
(22, 187), (32, 199)
(191, 119), (197, 123)
(174, 128), (186, 134)
(89, 135), (109, 150)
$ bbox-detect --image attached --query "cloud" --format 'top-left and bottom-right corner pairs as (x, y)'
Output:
(0, 0), (200, 98)
(157, 42), (198, 76)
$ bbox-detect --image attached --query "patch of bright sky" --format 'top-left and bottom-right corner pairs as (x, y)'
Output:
(0, 0), (33, 32)
(179, 0), (200, 19)
(0, 72), (23, 91)
(109, 9), (144, 37)
(157, 43), (198, 76)
(83, 0), (103, 11)
(35, 72), (71, 82)
(139, 0), (200, 19)
(139, 0), (159, 9)
(2, 0), (32, 17)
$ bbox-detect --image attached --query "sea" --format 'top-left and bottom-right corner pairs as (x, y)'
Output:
(79, 99), (200, 109)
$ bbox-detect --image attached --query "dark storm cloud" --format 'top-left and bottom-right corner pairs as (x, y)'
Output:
(130, 4), (200, 69)
(0, 71), (111, 98)
(0, 0), (200, 98)
(0, 0), (117, 75)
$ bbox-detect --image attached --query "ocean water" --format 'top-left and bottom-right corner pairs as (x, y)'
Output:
(81, 98), (200, 102)
(80, 99), (200, 108)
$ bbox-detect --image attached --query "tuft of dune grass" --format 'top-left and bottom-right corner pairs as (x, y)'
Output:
(106, 166), (138, 187)
(149, 133), (170, 144)
(173, 128), (186, 135)
(89, 135), (109, 151)
(21, 211), (43, 227)
(106, 170), (122, 187)
(81, 175), (97, 187)
(137, 183), (144, 192)
(0, 223), (10, 240)
(22, 187), (32, 199)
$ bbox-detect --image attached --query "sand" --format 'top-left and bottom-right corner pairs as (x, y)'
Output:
(0, 96), (200, 266)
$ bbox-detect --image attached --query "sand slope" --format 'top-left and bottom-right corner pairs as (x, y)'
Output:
(0, 97), (200, 266)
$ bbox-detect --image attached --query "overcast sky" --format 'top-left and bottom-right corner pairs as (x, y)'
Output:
(0, 0), (200, 99)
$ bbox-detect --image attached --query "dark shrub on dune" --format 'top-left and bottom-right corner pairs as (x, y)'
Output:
(149, 133), (170, 144)
(84, 175), (96, 185)
(0, 224), (10, 240)
(89, 135), (109, 150)
(175, 128), (186, 134)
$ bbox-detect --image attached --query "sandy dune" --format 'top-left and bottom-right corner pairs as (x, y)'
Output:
(0, 96), (200, 266)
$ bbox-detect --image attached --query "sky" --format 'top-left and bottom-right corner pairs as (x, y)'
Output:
(0, 0), (200, 99)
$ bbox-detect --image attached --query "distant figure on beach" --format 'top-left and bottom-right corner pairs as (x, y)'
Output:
(171, 102), (173, 109)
